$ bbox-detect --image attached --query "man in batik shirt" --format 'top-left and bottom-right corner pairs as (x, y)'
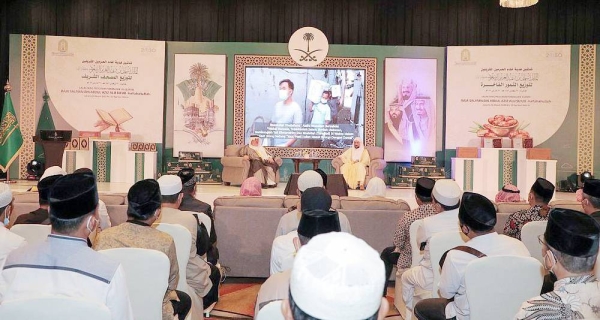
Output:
(515, 208), (600, 319)
(504, 178), (554, 240)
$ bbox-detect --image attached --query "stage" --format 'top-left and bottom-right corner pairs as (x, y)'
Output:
(7, 180), (578, 211)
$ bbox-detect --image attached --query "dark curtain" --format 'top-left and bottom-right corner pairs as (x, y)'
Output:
(1, 0), (599, 111)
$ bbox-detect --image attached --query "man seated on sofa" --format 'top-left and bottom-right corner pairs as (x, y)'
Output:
(12, 166), (66, 226)
(271, 187), (343, 274)
(580, 179), (600, 224)
(339, 137), (370, 190)
(282, 232), (389, 320)
(256, 196), (341, 317)
(275, 170), (351, 237)
(238, 135), (279, 188)
(414, 192), (530, 320)
(401, 179), (462, 312)
(503, 177), (554, 240)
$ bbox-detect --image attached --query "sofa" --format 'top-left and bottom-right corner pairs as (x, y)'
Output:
(220, 144), (283, 186)
(331, 146), (387, 187)
(214, 195), (410, 278)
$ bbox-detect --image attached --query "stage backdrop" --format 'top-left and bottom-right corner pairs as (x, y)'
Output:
(44, 36), (165, 143)
(446, 45), (571, 149)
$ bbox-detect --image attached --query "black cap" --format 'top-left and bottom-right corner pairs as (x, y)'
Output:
(128, 179), (162, 219)
(38, 175), (63, 202)
(583, 179), (600, 198)
(297, 209), (341, 239)
(301, 187), (332, 212)
(458, 192), (496, 231)
(177, 168), (196, 188)
(545, 208), (600, 257)
(415, 177), (435, 198)
(49, 173), (99, 219)
(531, 178), (555, 200)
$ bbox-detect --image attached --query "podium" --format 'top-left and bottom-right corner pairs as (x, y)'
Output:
(33, 130), (72, 169)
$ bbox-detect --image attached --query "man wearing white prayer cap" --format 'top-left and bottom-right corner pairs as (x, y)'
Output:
(0, 184), (26, 268)
(157, 174), (213, 320)
(282, 232), (389, 320)
(401, 179), (462, 312)
(13, 166), (67, 226)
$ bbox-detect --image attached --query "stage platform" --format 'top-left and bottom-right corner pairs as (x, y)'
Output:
(6, 179), (578, 211)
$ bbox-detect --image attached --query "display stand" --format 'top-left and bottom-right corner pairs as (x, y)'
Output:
(33, 130), (72, 169)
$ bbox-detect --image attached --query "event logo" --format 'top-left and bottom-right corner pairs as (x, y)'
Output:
(51, 38), (74, 56)
(288, 27), (329, 67)
(461, 49), (470, 61)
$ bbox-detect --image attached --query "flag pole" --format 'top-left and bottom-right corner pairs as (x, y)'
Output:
(3, 81), (17, 184)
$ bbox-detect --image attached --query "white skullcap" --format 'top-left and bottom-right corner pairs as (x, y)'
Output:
(40, 166), (67, 181)
(290, 232), (385, 319)
(432, 179), (462, 207)
(297, 170), (324, 192)
(0, 184), (12, 208)
(157, 175), (182, 195)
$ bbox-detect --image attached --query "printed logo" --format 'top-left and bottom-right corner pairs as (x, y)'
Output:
(288, 27), (329, 67)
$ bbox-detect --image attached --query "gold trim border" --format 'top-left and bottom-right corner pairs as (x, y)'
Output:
(577, 45), (595, 174)
(18, 35), (37, 179)
(233, 55), (377, 159)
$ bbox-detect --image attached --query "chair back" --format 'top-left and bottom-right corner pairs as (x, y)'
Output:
(409, 219), (424, 267)
(0, 296), (111, 320)
(154, 223), (192, 291)
(98, 248), (169, 320)
(429, 231), (467, 298)
(466, 256), (543, 320)
(255, 300), (284, 320)
(521, 221), (547, 263)
(9, 224), (51, 245)
(195, 212), (212, 235)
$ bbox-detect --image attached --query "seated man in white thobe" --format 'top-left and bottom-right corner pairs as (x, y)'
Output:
(0, 173), (133, 320)
(256, 201), (341, 317)
(340, 137), (370, 190)
(0, 184), (26, 269)
(414, 192), (530, 320)
(282, 232), (390, 320)
(238, 135), (279, 187)
(515, 208), (600, 320)
(401, 179), (462, 311)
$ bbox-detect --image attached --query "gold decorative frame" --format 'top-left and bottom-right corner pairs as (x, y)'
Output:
(577, 45), (595, 174)
(233, 55), (377, 159)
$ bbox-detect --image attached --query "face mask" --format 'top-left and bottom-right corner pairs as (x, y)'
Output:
(86, 216), (98, 233)
(1, 205), (11, 226)
(320, 98), (328, 104)
(544, 251), (556, 274)
(278, 89), (289, 100)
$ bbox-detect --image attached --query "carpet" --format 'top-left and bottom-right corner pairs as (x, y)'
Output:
(207, 280), (401, 319)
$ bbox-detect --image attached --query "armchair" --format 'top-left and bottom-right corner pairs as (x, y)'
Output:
(220, 145), (283, 186)
(332, 146), (387, 187)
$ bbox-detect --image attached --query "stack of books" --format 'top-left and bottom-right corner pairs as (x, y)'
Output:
(390, 156), (446, 189)
(164, 152), (222, 184)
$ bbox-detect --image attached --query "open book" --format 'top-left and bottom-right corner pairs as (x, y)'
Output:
(95, 108), (133, 132)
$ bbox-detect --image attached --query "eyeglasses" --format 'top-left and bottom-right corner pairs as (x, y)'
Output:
(537, 235), (546, 247)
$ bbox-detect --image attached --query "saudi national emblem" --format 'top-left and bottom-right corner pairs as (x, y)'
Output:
(288, 27), (329, 67)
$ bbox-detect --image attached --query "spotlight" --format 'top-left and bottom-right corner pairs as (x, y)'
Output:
(26, 160), (44, 180)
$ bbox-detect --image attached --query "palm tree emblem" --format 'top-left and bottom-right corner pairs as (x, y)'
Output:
(294, 32), (321, 62)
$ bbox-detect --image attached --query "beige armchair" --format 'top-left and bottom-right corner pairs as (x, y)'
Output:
(331, 146), (387, 187)
(220, 145), (283, 186)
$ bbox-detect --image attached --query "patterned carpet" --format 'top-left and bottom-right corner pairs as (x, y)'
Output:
(206, 279), (400, 319)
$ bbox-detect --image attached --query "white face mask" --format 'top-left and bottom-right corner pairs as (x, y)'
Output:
(1, 205), (11, 227)
(544, 251), (556, 274)
(278, 89), (289, 100)
(86, 216), (98, 233)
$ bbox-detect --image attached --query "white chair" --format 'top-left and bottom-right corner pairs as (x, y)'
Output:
(0, 296), (111, 320)
(99, 248), (169, 320)
(429, 231), (468, 298)
(395, 219), (427, 320)
(154, 223), (192, 291)
(9, 224), (51, 245)
(409, 219), (425, 267)
(521, 221), (547, 263)
(256, 300), (284, 320)
(466, 255), (544, 320)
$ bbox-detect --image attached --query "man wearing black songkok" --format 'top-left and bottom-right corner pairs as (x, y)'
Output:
(504, 177), (555, 240)
(581, 179), (600, 224)
(415, 192), (530, 320)
(256, 187), (341, 317)
(12, 171), (64, 226)
(94, 179), (192, 320)
(1, 173), (134, 320)
(515, 209), (600, 319)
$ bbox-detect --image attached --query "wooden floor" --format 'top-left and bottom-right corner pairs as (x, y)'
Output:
(7, 179), (577, 211)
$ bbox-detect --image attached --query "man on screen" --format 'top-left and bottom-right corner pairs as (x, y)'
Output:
(271, 79), (302, 147)
(340, 137), (370, 190)
(239, 135), (279, 188)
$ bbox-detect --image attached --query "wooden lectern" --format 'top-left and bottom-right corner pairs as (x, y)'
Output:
(33, 130), (72, 169)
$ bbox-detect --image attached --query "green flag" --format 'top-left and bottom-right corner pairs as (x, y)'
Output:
(0, 92), (24, 172)
(35, 91), (56, 160)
